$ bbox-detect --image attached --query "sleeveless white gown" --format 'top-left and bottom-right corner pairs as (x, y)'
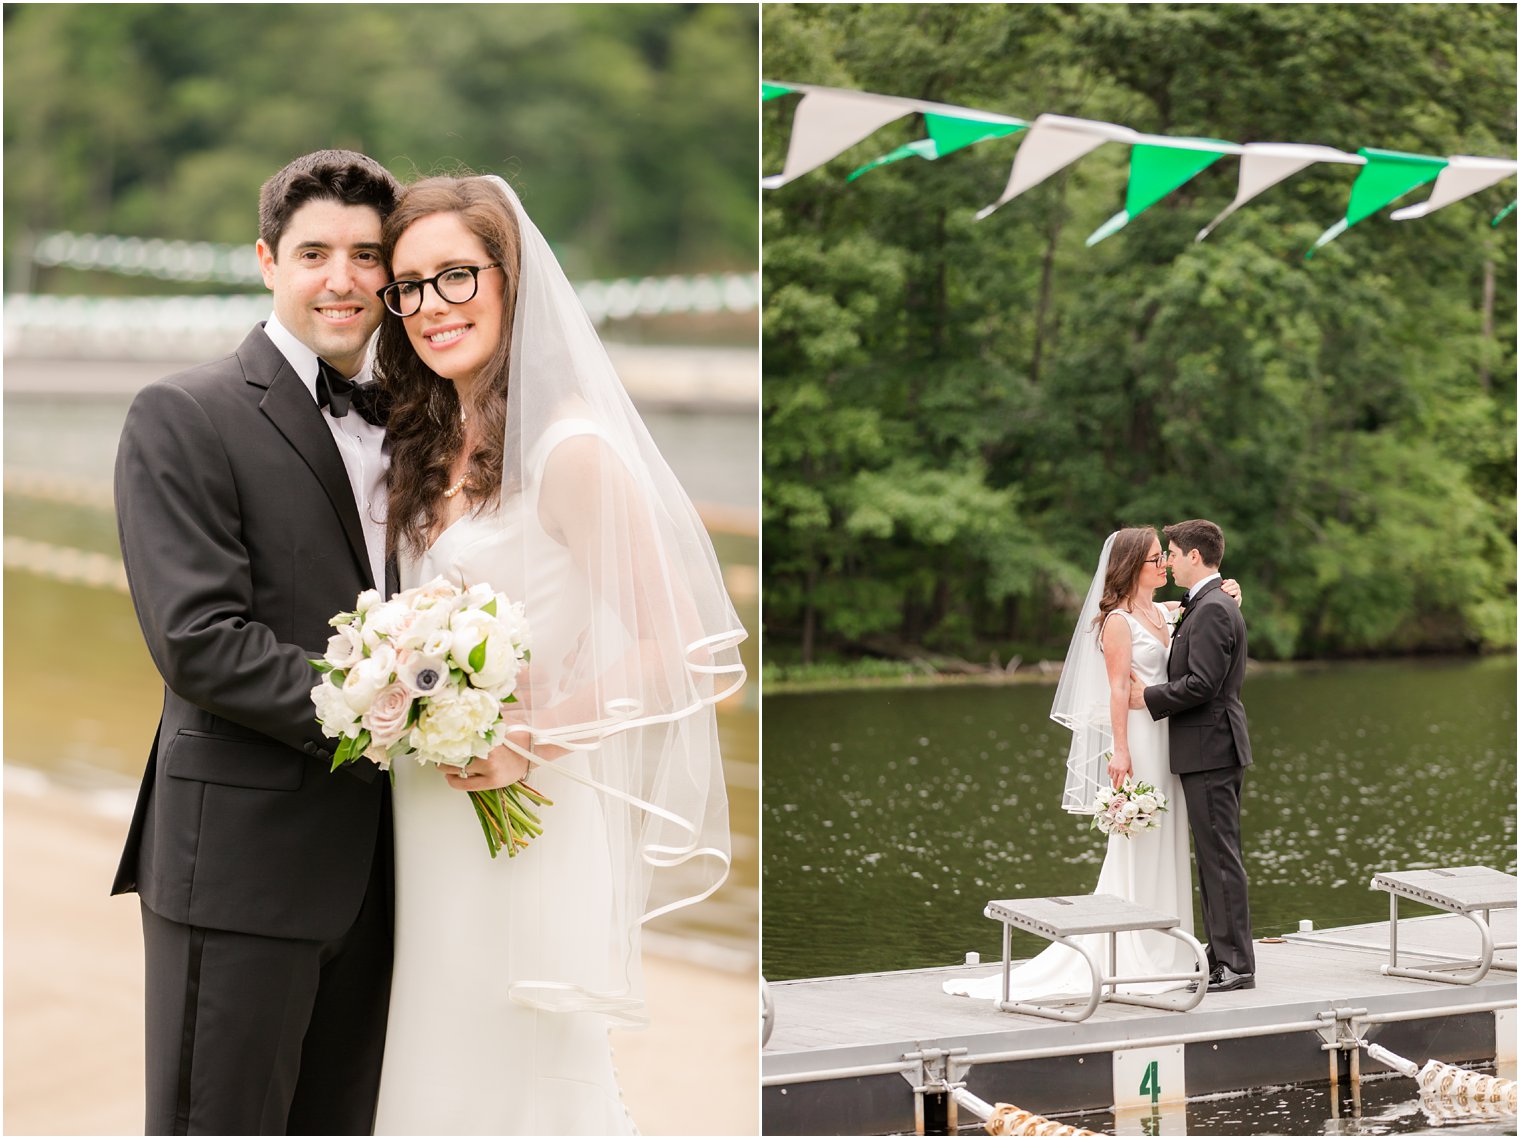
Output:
(944, 606), (1195, 1001)
(374, 429), (638, 1135)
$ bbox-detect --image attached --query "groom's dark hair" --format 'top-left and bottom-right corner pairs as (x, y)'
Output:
(1164, 519), (1225, 568)
(258, 149), (401, 257)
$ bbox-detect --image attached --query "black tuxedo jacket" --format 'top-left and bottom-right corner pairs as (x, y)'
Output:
(1143, 577), (1253, 774)
(112, 325), (390, 941)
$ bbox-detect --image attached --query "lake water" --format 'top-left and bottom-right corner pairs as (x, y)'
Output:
(4, 380), (758, 966)
(762, 659), (1516, 981)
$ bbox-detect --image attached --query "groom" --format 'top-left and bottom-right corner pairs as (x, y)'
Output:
(1130, 519), (1256, 993)
(112, 150), (401, 1133)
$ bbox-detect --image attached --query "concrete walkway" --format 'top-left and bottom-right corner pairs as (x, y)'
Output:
(4, 775), (758, 1135)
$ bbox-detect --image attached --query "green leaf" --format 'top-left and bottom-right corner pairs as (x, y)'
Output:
(468, 640), (487, 672)
(309, 658), (333, 673)
(482, 597), (497, 617)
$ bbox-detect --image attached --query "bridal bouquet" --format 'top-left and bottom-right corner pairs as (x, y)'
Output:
(309, 576), (550, 859)
(1090, 770), (1168, 839)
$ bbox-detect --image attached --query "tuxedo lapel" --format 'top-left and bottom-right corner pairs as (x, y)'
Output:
(238, 328), (374, 589)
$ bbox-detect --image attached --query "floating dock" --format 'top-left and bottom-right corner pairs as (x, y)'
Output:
(762, 912), (1517, 1134)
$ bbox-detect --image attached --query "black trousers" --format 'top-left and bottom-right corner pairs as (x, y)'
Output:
(1179, 765), (1255, 976)
(140, 852), (391, 1136)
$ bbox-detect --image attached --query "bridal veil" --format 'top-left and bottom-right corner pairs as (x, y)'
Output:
(1051, 532), (1117, 814)
(481, 175), (745, 1024)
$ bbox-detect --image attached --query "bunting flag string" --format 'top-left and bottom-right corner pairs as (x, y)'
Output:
(761, 81), (1026, 190)
(1086, 136), (1240, 246)
(1307, 148), (1449, 257)
(849, 112), (1027, 182)
(764, 80), (1516, 255)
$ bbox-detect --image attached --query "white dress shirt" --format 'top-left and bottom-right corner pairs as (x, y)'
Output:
(263, 315), (389, 594)
(1187, 571), (1221, 602)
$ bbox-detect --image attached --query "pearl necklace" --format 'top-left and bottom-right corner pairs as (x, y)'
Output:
(443, 403), (471, 499)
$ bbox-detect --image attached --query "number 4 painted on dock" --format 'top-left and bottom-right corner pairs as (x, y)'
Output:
(1112, 1044), (1184, 1112)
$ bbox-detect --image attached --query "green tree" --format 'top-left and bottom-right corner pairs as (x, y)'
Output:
(763, 3), (1516, 664)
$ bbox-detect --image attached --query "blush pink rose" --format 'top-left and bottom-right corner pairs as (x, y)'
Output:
(363, 682), (413, 747)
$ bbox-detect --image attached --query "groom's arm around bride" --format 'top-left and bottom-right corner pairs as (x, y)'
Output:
(1132, 519), (1257, 987)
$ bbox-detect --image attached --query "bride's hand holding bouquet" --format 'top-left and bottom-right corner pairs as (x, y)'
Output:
(1106, 747), (1132, 788)
(308, 576), (552, 859)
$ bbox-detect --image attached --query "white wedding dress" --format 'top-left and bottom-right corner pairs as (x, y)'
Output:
(374, 423), (638, 1136)
(944, 606), (1195, 1001)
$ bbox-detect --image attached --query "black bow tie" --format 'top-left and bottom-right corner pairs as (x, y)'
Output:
(316, 359), (385, 426)
(1179, 592), (1196, 609)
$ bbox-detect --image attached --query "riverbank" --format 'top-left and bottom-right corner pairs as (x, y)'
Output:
(762, 651), (1513, 695)
(2, 769), (757, 1136)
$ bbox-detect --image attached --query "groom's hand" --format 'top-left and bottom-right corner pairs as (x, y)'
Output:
(1128, 673), (1148, 710)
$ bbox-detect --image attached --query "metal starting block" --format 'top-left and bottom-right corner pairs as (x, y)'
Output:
(1371, 866), (1517, 985)
(984, 893), (1208, 1022)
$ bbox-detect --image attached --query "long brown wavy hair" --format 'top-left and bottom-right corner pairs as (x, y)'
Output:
(375, 176), (523, 558)
(1093, 527), (1159, 640)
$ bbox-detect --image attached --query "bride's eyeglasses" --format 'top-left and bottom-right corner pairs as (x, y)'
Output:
(379, 264), (503, 317)
(1143, 553), (1168, 567)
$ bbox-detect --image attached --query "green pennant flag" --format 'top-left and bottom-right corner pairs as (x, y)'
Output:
(762, 82), (795, 102)
(1307, 148), (1448, 257)
(847, 112), (1026, 181)
(1086, 139), (1235, 246)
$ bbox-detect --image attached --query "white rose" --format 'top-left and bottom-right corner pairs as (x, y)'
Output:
(342, 645), (397, 714)
(460, 582), (496, 610)
(470, 626), (525, 694)
(1136, 794), (1158, 815)
(393, 605), (445, 652)
(396, 650), (449, 699)
(311, 679), (359, 739)
(354, 588), (382, 615)
(496, 599), (530, 653)
(418, 628), (453, 659)
(447, 610), (493, 674)
(1121, 799), (1141, 818)
(361, 601), (414, 648)
(411, 577), (459, 607)
(363, 682), (414, 746)
(323, 623), (365, 671)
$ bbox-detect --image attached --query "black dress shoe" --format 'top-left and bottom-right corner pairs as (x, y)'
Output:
(1208, 965), (1256, 993)
(1186, 965), (1225, 994)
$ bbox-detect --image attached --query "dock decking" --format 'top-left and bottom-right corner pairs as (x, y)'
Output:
(762, 912), (1517, 1135)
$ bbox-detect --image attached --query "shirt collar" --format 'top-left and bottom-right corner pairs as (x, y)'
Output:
(1187, 571), (1221, 601)
(263, 313), (373, 401)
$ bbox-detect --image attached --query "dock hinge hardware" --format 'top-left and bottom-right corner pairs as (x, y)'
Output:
(902, 1046), (969, 1136)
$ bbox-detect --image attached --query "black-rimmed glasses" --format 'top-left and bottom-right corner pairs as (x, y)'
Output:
(379, 263), (502, 317)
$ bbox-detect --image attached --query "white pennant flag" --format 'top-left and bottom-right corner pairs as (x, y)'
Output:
(762, 86), (928, 189)
(1389, 155), (1519, 220)
(1196, 143), (1365, 241)
(976, 114), (1137, 220)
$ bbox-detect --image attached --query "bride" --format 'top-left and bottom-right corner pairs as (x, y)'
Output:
(944, 528), (1236, 1003)
(369, 174), (745, 1133)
